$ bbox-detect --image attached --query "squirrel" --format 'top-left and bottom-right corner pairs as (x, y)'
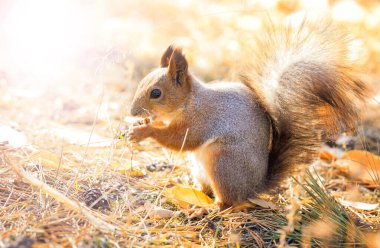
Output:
(127, 21), (367, 209)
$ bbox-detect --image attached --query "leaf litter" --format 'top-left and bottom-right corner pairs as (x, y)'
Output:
(1, 0), (380, 247)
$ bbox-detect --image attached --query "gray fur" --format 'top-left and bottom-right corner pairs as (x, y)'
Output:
(186, 79), (270, 205)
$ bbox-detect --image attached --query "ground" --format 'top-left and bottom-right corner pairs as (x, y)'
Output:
(0, 0), (380, 247)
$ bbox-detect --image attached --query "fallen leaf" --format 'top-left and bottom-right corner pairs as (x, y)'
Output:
(128, 170), (146, 177)
(319, 150), (337, 161)
(365, 232), (380, 248)
(164, 186), (214, 207)
(110, 162), (132, 174)
(341, 150), (380, 169)
(248, 198), (276, 209)
(144, 202), (179, 219)
(231, 202), (254, 211)
(177, 200), (191, 209)
(334, 150), (380, 184)
(150, 208), (177, 219)
(338, 199), (379, 211)
(334, 159), (374, 183)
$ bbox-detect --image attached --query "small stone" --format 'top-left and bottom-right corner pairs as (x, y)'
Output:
(146, 161), (173, 172)
(146, 163), (157, 172)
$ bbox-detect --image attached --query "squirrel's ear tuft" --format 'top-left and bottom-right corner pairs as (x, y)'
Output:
(168, 48), (188, 86)
(160, 45), (175, 67)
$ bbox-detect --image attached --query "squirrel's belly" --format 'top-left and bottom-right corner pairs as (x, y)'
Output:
(188, 152), (210, 187)
(188, 138), (215, 187)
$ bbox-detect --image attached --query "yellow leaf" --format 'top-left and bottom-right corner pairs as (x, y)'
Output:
(365, 232), (380, 248)
(341, 150), (380, 169)
(177, 200), (190, 209)
(164, 186), (213, 207)
(319, 150), (337, 161)
(110, 162), (132, 174)
(334, 150), (380, 184)
(334, 159), (374, 183)
(248, 198), (276, 209)
(231, 202), (254, 211)
(128, 170), (146, 177)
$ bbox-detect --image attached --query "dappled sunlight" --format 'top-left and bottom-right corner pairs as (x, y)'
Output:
(1, 0), (380, 247)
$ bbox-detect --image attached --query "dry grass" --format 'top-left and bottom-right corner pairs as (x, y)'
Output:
(0, 131), (285, 246)
(1, 0), (380, 247)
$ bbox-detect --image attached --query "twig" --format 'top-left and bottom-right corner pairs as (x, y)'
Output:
(4, 154), (119, 233)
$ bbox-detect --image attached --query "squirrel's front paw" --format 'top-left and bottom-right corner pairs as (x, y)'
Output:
(127, 123), (152, 142)
(132, 118), (151, 127)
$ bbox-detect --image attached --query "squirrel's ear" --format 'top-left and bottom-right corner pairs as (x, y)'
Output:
(167, 48), (188, 86)
(160, 45), (175, 67)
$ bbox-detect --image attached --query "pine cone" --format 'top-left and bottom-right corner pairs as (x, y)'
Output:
(82, 188), (111, 212)
(6, 236), (33, 248)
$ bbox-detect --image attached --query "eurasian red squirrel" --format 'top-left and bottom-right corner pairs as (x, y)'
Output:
(127, 21), (367, 209)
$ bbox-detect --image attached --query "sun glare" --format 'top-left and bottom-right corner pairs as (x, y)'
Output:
(3, 0), (83, 77)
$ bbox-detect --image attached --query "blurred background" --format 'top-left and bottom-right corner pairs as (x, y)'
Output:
(1, 1), (380, 246)
(0, 0), (379, 144)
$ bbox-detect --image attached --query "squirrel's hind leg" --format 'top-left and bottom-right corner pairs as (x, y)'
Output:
(203, 142), (266, 209)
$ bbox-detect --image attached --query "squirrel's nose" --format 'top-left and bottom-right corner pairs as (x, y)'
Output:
(130, 105), (144, 116)
(130, 107), (138, 116)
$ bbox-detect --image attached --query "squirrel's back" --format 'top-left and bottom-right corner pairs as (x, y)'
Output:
(241, 20), (367, 189)
(190, 79), (270, 144)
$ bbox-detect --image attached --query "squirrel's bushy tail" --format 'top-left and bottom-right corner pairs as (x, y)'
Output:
(241, 20), (367, 188)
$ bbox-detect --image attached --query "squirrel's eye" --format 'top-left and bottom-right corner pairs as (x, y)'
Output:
(150, 89), (161, 99)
